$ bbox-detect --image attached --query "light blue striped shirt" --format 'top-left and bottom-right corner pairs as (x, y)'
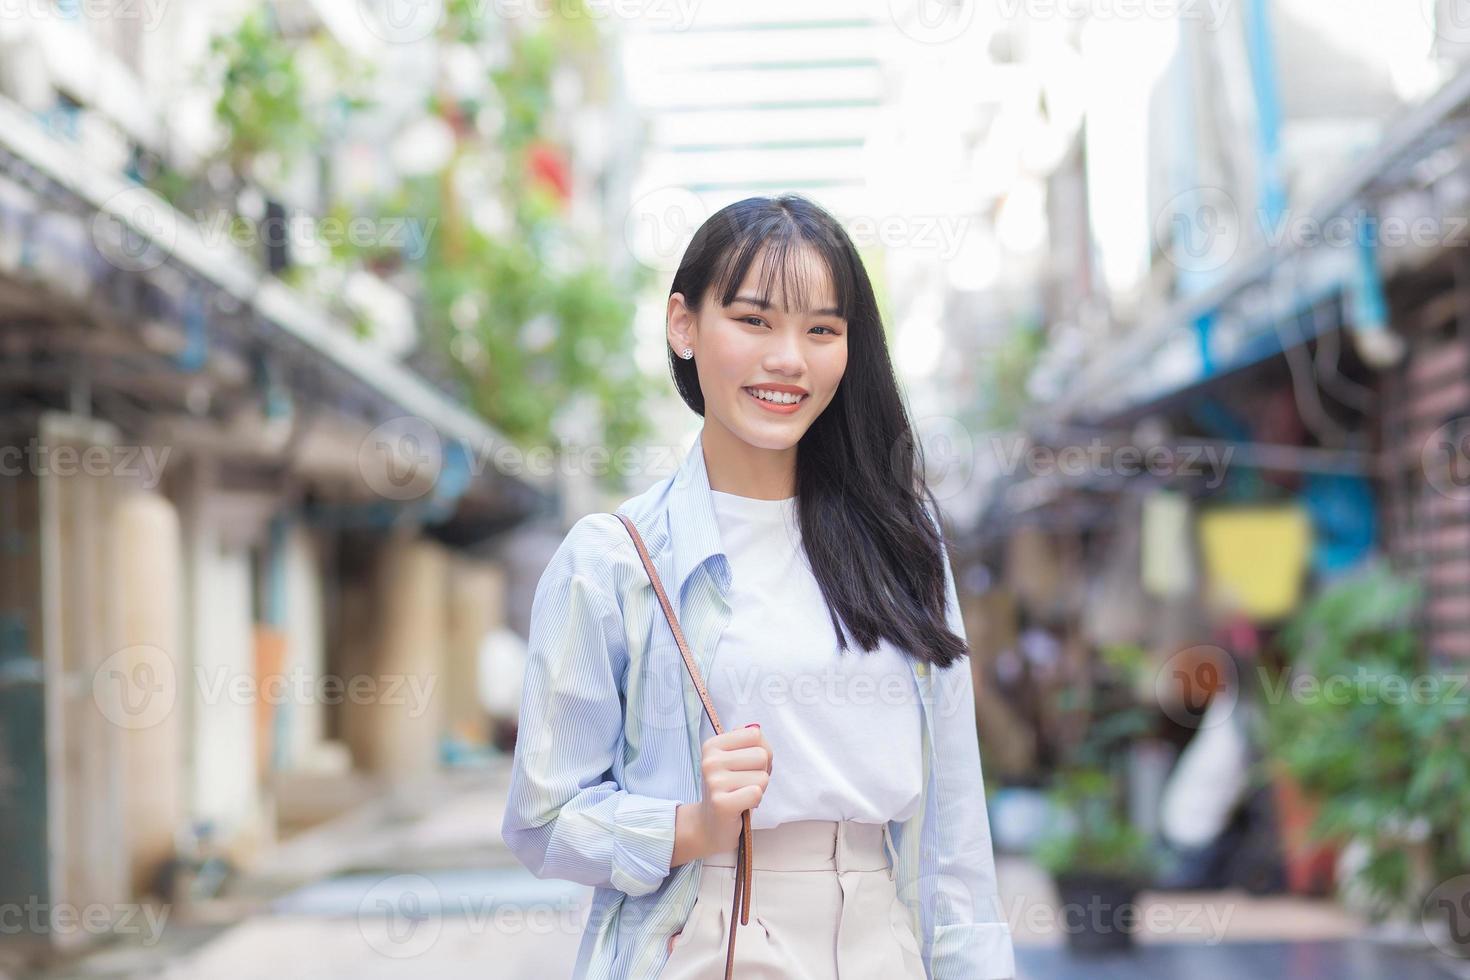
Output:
(502, 431), (1016, 979)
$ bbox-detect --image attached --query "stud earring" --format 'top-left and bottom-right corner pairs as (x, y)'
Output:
(680, 347), (694, 359)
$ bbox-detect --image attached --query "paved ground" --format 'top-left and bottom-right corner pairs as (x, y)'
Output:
(14, 756), (1468, 979)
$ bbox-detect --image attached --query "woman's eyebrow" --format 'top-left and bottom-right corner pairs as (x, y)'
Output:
(731, 294), (843, 318)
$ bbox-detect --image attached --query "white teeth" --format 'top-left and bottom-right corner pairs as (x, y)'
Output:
(747, 387), (803, 405)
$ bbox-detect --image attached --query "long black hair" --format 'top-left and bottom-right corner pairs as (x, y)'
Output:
(668, 194), (968, 670)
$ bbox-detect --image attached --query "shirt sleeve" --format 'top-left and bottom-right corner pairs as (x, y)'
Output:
(500, 515), (680, 898)
(926, 508), (1018, 979)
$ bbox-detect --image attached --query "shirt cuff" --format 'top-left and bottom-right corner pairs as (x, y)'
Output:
(610, 793), (680, 897)
(930, 921), (1016, 980)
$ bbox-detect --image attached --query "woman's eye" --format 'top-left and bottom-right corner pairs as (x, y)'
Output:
(811, 325), (837, 336)
(741, 315), (767, 327)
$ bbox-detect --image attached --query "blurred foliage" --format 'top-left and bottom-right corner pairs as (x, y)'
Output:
(1034, 768), (1156, 879)
(1036, 644), (1158, 879)
(207, 8), (371, 180)
(192, 3), (651, 482)
(977, 315), (1045, 431)
(1262, 561), (1470, 920)
(422, 6), (652, 460)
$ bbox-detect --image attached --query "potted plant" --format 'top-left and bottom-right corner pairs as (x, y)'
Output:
(1034, 768), (1157, 953)
(1259, 561), (1470, 940)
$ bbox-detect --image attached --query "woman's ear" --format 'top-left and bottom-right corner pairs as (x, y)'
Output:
(667, 292), (697, 355)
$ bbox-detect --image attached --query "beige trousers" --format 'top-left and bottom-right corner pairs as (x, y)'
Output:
(657, 819), (926, 980)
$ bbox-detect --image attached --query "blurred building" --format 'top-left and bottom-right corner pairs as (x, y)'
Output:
(0, 1), (617, 963)
(956, 0), (1470, 911)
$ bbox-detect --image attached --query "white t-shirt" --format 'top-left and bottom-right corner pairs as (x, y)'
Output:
(698, 489), (924, 829)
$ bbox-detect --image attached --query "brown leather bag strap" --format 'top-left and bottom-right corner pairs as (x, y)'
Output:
(613, 511), (752, 980)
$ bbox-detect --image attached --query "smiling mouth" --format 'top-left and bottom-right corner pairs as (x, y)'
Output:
(743, 386), (809, 407)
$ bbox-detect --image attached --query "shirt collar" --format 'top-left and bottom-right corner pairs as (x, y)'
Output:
(668, 429), (732, 600)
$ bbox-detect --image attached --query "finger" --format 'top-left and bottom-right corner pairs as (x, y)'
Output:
(712, 768), (769, 796)
(716, 782), (763, 811)
(735, 783), (764, 809)
(730, 724), (763, 747)
(716, 746), (771, 772)
(724, 768), (770, 792)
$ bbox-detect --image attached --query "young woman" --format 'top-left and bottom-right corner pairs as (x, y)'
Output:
(502, 195), (1015, 979)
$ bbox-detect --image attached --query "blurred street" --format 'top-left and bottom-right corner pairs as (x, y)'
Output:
(7, 754), (1461, 980)
(6, 1), (1470, 978)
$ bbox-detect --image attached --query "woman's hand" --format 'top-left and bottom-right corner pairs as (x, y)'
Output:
(673, 723), (772, 864)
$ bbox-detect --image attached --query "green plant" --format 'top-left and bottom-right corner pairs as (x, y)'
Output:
(209, 9), (372, 181)
(1261, 561), (1470, 920)
(402, 7), (651, 467)
(1034, 769), (1156, 879)
(195, 2), (650, 479)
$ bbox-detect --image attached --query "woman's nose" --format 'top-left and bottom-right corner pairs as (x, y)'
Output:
(763, 334), (805, 373)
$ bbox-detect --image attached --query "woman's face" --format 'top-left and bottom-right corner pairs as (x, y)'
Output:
(668, 246), (849, 452)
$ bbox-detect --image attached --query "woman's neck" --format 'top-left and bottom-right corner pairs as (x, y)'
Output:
(700, 422), (797, 500)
